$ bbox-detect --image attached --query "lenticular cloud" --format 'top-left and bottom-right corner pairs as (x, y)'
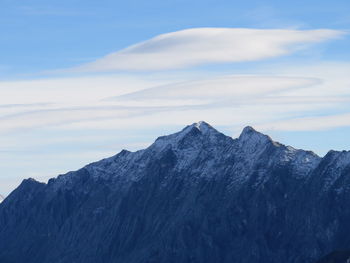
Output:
(74, 27), (343, 71)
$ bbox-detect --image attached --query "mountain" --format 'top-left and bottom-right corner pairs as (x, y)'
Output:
(0, 195), (4, 203)
(1, 121), (350, 263)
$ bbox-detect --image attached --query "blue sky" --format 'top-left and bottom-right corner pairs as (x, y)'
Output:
(1, 0), (350, 76)
(0, 0), (350, 195)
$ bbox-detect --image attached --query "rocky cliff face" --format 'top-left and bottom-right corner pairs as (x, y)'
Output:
(0, 122), (350, 263)
(315, 250), (350, 263)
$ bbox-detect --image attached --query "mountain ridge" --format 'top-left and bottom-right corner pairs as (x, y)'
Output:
(1, 121), (350, 263)
(41, 121), (321, 191)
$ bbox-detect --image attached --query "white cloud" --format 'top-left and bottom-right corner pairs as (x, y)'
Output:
(0, 64), (349, 135)
(256, 113), (350, 131)
(0, 75), (168, 105)
(72, 28), (344, 72)
(0, 74), (329, 134)
(107, 75), (321, 105)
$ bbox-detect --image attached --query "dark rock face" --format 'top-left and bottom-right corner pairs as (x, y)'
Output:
(1, 121), (350, 263)
(315, 250), (350, 263)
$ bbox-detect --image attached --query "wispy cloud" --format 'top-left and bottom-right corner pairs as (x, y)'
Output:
(70, 28), (344, 72)
(0, 65), (349, 134)
(256, 113), (350, 131)
(0, 75), (169, 105)
(107, 75), (321, 104)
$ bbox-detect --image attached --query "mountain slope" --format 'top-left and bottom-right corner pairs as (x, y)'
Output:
(0, 122), (350, 263)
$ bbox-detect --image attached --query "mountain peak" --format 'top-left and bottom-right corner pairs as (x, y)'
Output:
(153, 121), (223, 149)
(239, 125), (270, 142)
(193, 120), (210, 130)
(237, 125), (276, 154)
(241, 125), (256, 134)
(191, 121), (218, 134)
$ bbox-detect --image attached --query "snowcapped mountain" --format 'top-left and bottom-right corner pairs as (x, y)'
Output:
(0, 195), (4, 203)
(0, 122), (350, 263)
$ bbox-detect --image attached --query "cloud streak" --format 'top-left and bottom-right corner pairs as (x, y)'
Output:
(107, 75), (322, 104)
(256, 113), (350, 131)
(72, 28), (344, 72)
(0, 69), (348, 134)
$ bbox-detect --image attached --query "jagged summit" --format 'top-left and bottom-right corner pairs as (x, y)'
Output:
(152, 122), (273, 152)
(239, 125), (272, 144)
(193, 120), (215, 132)
(152, 121), (227, 150)
(153, 121), (273, 149)
(241, 125), (256, 133)
(184, 121), (221, 136)
(14, 178), (43, 190)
